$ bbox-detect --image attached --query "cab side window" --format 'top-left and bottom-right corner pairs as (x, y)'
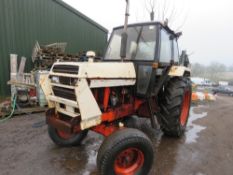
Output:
(160, 29), (172, 63)
(173, 39), (179, 63)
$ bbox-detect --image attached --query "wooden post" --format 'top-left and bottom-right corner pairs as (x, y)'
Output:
(18, 56), (26, 83)
(10, 54), (17, 99)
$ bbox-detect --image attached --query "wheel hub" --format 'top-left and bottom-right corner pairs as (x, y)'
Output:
(114, 147), (144, 175)
(57, 130), (74, 140)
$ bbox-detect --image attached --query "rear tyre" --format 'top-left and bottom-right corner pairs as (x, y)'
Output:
(124, 117), (161, 138)
(123, 116), (141, 129)
(97, 128), (154, 175)
(48, 125), (88, 147)
(158, 77), (192, 137)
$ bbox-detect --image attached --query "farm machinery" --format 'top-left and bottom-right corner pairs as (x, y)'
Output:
(40, 1), (191, 174)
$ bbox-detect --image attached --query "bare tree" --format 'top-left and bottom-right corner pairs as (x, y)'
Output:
(144, 0), (189, 31)
(145, 0), (156, 21)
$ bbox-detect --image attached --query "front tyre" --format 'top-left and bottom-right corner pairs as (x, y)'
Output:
(159, 77), (192, 137)
(48, 125), (88, 147)
(97, 128), (154, 175)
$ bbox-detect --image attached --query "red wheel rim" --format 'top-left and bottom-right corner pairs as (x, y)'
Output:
(57, 130), (74, 140)
(180, 90), (191, 126)
(114, 148), (145, 175)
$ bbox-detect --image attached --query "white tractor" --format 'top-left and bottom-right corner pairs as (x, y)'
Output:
(41, 1), (191, 174)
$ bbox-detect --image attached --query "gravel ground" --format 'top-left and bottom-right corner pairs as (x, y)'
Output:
(0, 95), (233, 175)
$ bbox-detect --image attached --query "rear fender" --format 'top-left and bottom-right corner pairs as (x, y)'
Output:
(168, 66), (191, 77)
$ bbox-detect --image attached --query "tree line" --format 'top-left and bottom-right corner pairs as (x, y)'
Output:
(191, 62), (233, 84)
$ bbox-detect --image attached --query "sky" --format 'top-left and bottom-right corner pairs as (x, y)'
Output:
(63, 0), (233, 66)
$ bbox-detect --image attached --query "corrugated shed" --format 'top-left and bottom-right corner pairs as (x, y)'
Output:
(0, 0), (108, 97)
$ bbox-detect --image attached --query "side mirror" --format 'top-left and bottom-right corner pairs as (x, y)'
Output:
(176, 32), (182, 38)
(180, 50), (190, 67)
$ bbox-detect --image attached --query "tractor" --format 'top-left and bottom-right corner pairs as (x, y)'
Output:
(40, 1), (191, 174)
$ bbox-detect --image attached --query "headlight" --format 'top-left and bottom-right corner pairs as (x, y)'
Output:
(51, 76), (59, 83)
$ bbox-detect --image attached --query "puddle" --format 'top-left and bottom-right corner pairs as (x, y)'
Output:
(185, 107), (207, 144)
(81, 149), (97, 175)
(80, 133), (102, 175)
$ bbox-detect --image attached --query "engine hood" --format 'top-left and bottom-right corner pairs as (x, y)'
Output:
(50, 62), (136, 79)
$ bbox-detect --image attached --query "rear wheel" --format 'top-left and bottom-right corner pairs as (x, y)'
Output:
(97, 128), (154, 175)
(48, 125), (88, 147)
(123, 116), (141, 129)
(158, 77), (192, 137)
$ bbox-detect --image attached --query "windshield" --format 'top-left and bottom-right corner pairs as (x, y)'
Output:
(104, 25), (157, 61)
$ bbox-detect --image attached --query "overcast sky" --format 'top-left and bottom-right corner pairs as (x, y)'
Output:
(63, 0), (233, 66)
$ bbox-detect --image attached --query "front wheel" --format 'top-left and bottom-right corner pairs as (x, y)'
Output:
(97, 128), (154, 175)
(158, 77), (192, 137)
(48, 125), (88, 147)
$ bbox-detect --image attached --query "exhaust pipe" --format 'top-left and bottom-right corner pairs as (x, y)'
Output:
(120, 0), (130, 61)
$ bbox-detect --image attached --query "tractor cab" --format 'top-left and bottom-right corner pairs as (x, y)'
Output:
(104, 22), (181, 96)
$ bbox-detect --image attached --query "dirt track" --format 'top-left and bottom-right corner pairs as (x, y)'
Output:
(0, 95), (233, 175)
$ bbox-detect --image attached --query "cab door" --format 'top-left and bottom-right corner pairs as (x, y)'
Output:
(135, 25), (158, 96)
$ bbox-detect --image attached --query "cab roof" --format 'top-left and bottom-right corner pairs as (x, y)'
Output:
(113, 21), (181, 38)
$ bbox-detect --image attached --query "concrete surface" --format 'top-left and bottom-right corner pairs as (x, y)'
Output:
(0, 95), (233, 175)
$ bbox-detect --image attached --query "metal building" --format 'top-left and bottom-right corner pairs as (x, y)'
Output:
(0, 0), (108, 97)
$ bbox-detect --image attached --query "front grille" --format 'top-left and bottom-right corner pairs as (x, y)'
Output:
(52, 86), (76, 101)
(53, 65), (79, 74)
(59, 77), (77, 86)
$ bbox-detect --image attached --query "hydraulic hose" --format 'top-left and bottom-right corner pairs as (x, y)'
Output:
(0, 95), (17, 123)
